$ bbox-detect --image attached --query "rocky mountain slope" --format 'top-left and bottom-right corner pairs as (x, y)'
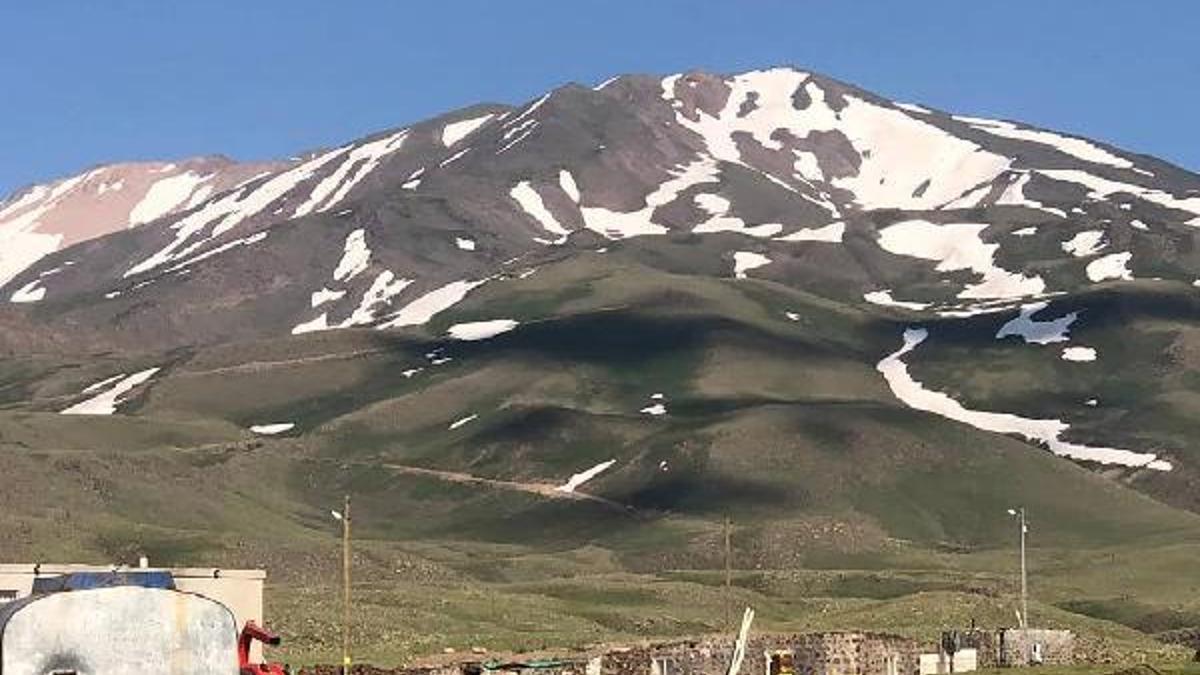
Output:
(3, 66), (1200, 663)
(0, 156), (286, 290)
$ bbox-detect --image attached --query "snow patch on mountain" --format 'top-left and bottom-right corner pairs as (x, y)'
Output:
(295, 130), (408, 217)
(161, 231), (268, 275)
(775, 221), (844, 243)
(402, 168), (425, 190)
(448, 319), (518, 341)
(557, 459), (616, 492)
(559, 170), (581, 203)
(995, 302), (1078, 344)
(691, 193), (783, 238)
(639, 392), (669, 416)
(990, 172), (1068, 218)
(1040, 170), (1200, 225)
(291, 228), (412, 333)
(1062, 230), (1106, 257)
(250, 423), (295, 435)
(125, 147), (348, 277)
(10, 279), (46, 303)
(291, 314), (329, 335)
(1086, 252), (1133, 282)
(504, 94), (549, 131)
(580, 159), (715, 239)
(864, 290), (930, 310)
(311, 287), (346, 308)
(448, 413), (478, 430)
(81, 374), (125, 395)
(97, 180), (124, 195)
(959, 116), (1134, 170)
(496, 120), (539, 154)
(664, 68), (1012, 212)
(878, 220), (1044, 299)
(61, 367), (161, 415)
(184, 184), (214, 209)
(511, 181), (570, 244)
(129, 171), (210, 224)
(334, 229), (371, 282)
(0, 175), (86, 287)
(343, 271), (413, 327)
(439, 148), (471, 167)
(379, 279), (487, 328)
(878, 328), (1170, 471)
(0, 231), (62, 291)
(441, 114), (495, 146)
(296, 269), (412, 335)
(733, 251), (771, 279)
(1062, 346), (1098, 362)
(496, 97), (547, 154)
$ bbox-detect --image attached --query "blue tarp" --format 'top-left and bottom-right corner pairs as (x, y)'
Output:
(31, 571), (176, 593)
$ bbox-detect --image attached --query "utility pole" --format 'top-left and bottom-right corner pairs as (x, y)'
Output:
(343, 494), (352, 675)
(1019, 507), (1028, 629)
(724, 516), (732, 630)
(1007, 507), (1028, 628)
(332, 495), (352, 674)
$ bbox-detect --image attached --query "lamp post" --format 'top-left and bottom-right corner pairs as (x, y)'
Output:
(332, 495), (351, 674)
(1006, 507), (1028, 629)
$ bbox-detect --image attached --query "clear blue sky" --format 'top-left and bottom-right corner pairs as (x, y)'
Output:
(2, 1), (1196, 195)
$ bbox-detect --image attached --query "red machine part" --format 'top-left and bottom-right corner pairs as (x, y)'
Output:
(239, 620), (289, 675)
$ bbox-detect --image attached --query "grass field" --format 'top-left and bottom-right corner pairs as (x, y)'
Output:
(3, 256), (1200, 668)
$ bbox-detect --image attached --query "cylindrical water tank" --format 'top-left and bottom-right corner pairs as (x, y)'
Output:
(0, 585), (238, 675)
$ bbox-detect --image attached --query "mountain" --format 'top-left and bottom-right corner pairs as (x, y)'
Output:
(3, 67), (1200, 665)
(0, 156), (286, 289)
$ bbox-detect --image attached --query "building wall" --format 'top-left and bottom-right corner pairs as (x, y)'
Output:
(998, 629), (1073, 667)
(598, 633), (919, 675)
(954, 631), (998, 669)
(601, 641), (734, 675)
(295, 633), (920, 675)
(918, 648), (977, 675)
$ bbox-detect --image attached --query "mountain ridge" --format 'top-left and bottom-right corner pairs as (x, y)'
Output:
(4, 67), (1200, 662)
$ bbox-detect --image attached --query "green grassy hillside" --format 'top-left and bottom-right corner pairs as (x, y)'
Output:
(3, 253), (1199, 667)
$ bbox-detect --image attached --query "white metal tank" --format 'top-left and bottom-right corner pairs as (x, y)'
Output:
(0, 585), (239, 675)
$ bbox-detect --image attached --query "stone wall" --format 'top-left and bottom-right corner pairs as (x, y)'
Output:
(299, 632), (921, 675)
(953, 631), (999, 669)
(784, 632), (919, 675)
(998, 629), (1074, 667)
(600, 640), (734, 675)
(600, 632), (919, 675)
